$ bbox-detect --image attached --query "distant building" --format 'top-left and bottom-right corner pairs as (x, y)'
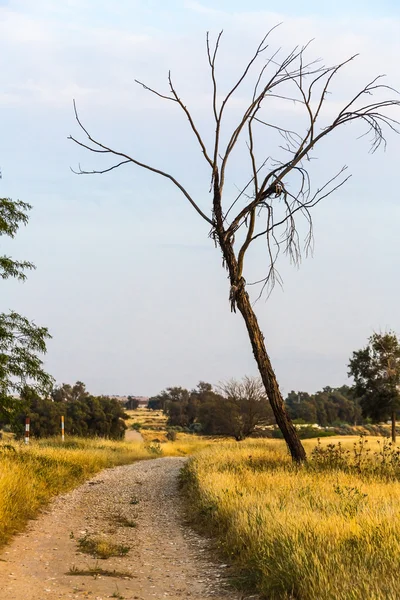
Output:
(106, 395), (149, 409)
(134, 396), (150, 408)
(109, 396), (149, 410)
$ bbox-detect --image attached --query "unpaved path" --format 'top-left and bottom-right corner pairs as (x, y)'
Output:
(0, 457), (256, 600)
(124, 429), (144, 442)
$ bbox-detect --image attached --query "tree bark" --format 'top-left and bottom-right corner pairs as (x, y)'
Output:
(213, 177), (306, 463)
(392, 410), (396, 443)
(235, 286), (307, 462)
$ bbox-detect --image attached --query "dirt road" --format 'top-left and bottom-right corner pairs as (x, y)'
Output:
(0, 457), (256, 600)
(124, 429), (144, 442)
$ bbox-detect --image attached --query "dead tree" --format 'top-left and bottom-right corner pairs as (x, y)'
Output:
(69, 28), (399, 462)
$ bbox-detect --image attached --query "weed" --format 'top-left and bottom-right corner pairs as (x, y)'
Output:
(111, 585), (125, 599)
(111, 514), (137, 528)
(0, 444), (16, 453)
(310, 439), (350, 470)
(68, 564), (133, 579)
(77, 534), (130, 559)
(333, 484), (368, 518)
(145, 442), (163, 456)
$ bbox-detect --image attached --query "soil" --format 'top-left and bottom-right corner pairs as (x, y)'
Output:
(0, 457), (258, 600)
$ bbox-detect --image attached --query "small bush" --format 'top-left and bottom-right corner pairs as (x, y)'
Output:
(189, 423), (203, 434)
(145, 442), (163, 455)
(166, 429), (177, 441)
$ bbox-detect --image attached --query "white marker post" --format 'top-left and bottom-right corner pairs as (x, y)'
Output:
(24, 417), (30, 445)
(61, 415), (65, 442)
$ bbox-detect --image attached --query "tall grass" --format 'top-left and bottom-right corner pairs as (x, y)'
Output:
(182, 437), (400, 600)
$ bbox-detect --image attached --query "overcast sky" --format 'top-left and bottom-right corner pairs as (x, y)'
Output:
(1, 0), (399, 397)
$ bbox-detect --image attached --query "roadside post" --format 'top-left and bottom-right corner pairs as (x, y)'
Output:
(24, 417), (30, 445)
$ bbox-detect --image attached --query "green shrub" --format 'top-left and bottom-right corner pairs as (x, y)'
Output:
(166, 429), (177, 441)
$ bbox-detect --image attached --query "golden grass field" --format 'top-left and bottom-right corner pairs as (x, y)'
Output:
(182, 436), (400, 600)
(125, 408), (169, 442)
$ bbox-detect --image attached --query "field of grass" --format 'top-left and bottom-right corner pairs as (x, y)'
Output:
(125, 408), (169, 442)
(182, 436), (400, 600)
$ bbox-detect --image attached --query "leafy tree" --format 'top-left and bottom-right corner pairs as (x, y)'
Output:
(125, 396), (140, 410)
(51, 381), (88, 402)
(163, 387), (191, 427)
(70, 30), (399, 461)
(349, 332), (400, 442)
(13, 386), (128, 440)
(286, 392), (317, 424)
(147, 397), (162, 411)
(0, 197), (52, 422)
(147, 390), (172, 411)
(17, 388), (64, 439)
(156, 378), (273, 439)
(286, 386), (361, 426)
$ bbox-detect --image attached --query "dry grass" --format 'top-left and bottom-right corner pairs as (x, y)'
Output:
(182, 437), (400, 600)
(110, 513), (137, 528)
(125, 408), (169, 442)
(125, 408), (167, 430)
(77, 534), (130, 559)
(68, 564), (133, 578)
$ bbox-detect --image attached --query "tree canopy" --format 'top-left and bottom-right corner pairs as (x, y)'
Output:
(285, 386), (361, 427)
(349, 332), (400, 441)
(0, 196), (53, 422)
(155, 378), (274, 440)
(12, 382), (128, 440)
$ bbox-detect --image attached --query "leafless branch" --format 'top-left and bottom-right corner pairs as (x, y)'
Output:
(69, 30), (399, 299)
(68, 100), (213, 225)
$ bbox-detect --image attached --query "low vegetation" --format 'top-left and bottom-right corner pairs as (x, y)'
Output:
(182, 437), (400, 600)
(110, 513), (137, 528)
(68, 564), (133, 579)
(77, 534), (130, 559)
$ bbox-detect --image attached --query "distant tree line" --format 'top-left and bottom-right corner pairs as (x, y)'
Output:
(147, 381), (368, 440)
(7, 381), (128, 440)
(148, 377), (274, 441)
(285, 386), (362, 426)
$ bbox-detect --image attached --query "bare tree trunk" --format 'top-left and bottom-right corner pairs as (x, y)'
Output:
(235, 286), (307, 462)
(392, 410), (396, 443)
(213, 187), (307, 463)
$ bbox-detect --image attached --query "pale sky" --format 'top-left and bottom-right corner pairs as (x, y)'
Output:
(1, 0), (399, 397)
